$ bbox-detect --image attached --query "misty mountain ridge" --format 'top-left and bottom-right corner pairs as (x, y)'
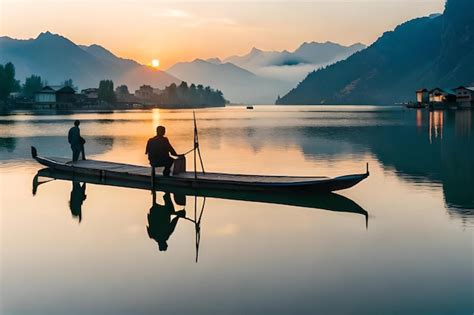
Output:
(0, 31), (179, 90)
(277, 0), (474, 105)
(224, 41), (366, 70)
(167, 41), (366, 103)
(222, 41), (366, 84)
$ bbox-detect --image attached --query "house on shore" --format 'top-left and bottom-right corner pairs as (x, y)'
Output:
(429, 88), (456, 104)
(453, 86), (474, 107)
(34, 86), (76, 108)
(416, 88), (429, 104)
(80, 88), (99, 105)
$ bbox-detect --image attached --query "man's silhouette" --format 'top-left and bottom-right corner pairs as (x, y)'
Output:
(146, 126), (181, 189)
(147, 192), (185, 251)
(68, 120), (86, 161)
(69, 182), (86, 222)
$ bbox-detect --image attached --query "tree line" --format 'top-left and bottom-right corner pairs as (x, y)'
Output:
(142, 81), (227, 107)
(1, 62), (227, 107)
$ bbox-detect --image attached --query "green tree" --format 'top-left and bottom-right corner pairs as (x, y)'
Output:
(0, 62), (20, 101)
(98, 80), (116, 103)
(22, 75), (44, 99)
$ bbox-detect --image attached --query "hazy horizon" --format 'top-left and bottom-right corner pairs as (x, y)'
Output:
(1, 0), (444, 68)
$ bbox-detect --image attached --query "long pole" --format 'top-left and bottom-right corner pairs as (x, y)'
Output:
(193, 112), (205, 174)
(193, 111), (197, 179)
(193, 111), (206, 177)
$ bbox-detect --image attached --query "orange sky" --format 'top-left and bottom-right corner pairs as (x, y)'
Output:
(1, 0), (445, 68)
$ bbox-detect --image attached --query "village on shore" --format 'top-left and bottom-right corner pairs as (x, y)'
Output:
(0, 62), (228, 111)
(408, 86), (474, 109)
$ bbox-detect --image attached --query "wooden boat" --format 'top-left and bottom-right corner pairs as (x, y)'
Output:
(33, 168), (368, 221)
(31, 146), (369, 193)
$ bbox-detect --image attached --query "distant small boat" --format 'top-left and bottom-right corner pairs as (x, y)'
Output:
(31, 147), (369, 193)
(246, 106), (254, 110)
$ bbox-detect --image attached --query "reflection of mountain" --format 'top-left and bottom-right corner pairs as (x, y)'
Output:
(277, 0), (474, 105)
(197, 110), (473, 215)
(296, 110), (474, 215)
(0, 32), (180, 90)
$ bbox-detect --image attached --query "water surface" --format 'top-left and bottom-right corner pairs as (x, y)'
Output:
(1, 106), (473, 315)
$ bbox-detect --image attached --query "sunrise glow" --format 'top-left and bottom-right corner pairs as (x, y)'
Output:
(151, 59), (160, 68)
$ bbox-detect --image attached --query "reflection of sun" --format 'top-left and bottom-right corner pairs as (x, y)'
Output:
(152, 108), (161, 129)
(151, 59), (160, 68)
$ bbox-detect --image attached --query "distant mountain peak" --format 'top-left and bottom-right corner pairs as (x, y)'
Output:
(250, 47), (263, 54)
(0, 31), (180, 90)
(37, 31), (59, 39)
(206, 57), (222, 64)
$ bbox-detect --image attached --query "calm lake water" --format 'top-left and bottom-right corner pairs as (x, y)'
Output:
(1, 106), (473, 315)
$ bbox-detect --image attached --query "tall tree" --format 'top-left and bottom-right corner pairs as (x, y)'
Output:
(22, 75), (44, 99)
(0, 62), (20, 101)
(98, 80), (116, 103)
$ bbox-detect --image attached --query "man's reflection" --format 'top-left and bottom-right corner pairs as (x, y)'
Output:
(70, 182), (86, 222)
(147, 192), (186, 251)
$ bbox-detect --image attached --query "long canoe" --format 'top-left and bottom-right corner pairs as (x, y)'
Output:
(34, 167), (368, 219)
(31, 146), (369, 193)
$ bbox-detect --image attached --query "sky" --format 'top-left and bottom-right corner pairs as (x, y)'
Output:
(0, 0), (445, 68)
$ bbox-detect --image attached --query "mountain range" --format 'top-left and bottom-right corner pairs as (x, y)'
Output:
(167, 42), (365, 103)
(0, 32), (179, 91)
(277, 0), (474, 105)
(0, 32), (364, 103)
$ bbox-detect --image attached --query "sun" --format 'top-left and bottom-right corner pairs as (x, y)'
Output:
(151, 59), (160, 68)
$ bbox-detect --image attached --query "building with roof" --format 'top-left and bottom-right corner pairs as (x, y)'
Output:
(453, 86), (474, 107)
(416, 88), (429, 104)
(81, 88), (98, 100)
(429, 88), (456, 103)
(35, 85), (76, 104)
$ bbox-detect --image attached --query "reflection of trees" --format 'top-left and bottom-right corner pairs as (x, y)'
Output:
(0, 137), (17, 152)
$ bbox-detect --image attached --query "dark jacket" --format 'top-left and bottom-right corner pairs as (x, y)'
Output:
(68, 126), (81, 150)
(145, 136), (177, 166)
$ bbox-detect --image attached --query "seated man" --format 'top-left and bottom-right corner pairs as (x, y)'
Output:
(145, 126), (180, 177)
(147, 192), (185, 252)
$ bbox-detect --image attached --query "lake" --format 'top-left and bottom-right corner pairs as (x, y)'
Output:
(1, 106), (473, 315)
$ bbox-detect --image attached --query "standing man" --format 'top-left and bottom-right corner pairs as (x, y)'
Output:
(68, 120), (85, 162)
(146, 126), (180, 186)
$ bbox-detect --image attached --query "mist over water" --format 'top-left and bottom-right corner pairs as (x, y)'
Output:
(1, 106), (472, 315)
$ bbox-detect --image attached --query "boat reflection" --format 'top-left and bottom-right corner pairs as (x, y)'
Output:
(32, 168), (368, 261)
